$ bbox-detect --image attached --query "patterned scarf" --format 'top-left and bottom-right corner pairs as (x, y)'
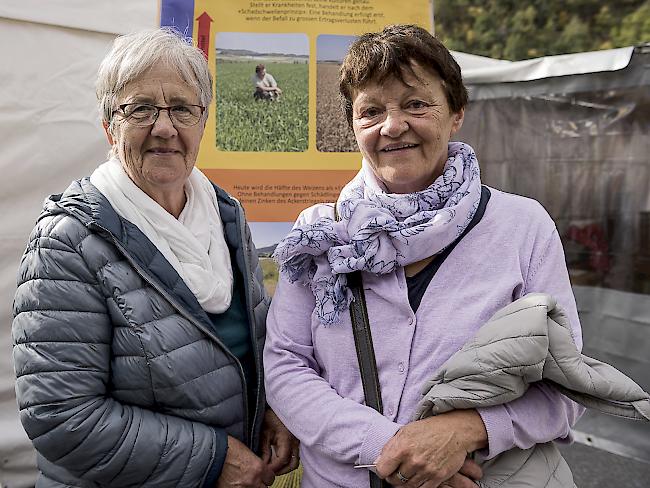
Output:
(274, 142), (482, 325)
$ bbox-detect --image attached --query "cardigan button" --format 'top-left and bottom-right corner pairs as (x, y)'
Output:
(398, 362), (405, 373)
(408, 317), (414, 325)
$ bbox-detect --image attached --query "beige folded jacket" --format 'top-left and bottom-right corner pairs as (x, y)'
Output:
(414, 293), (650, 488)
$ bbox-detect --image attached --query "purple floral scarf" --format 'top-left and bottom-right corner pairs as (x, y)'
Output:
(274, 142), (482, 325)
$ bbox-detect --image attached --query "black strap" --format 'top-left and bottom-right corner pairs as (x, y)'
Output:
(347, 271), (390, 488)
(428, 185), (491, 266)
(348, 271), (383, 413)
(406, 185), (491, 312)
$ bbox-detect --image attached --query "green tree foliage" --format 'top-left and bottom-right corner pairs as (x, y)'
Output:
(435, 0), (650, 60)
(612, 1), (650, 45)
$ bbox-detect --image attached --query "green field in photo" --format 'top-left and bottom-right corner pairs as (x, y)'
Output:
(215, 60), (308, 152)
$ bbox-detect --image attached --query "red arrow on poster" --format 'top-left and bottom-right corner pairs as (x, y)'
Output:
(196, 12), (213, 59)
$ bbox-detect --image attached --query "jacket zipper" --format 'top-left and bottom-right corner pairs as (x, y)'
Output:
(234, 199), (262, 448)
(89, 221), (252, 446)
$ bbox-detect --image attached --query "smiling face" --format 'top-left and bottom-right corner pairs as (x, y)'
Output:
(351, 63), (464, 194)
(108, 64), (205, 203)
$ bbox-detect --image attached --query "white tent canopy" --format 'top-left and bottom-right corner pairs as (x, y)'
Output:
(0, 2), (643, 485)
(455, 46), (634, 84)
(0, 2), (158, 486)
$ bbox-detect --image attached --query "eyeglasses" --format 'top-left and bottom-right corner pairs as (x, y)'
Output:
(116, 103), (205, 128)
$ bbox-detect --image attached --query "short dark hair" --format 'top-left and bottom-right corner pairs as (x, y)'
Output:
(255, 64), (265, 73)
(339, 24), (468, 127)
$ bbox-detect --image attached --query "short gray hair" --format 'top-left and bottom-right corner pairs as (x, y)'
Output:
(96, 28), (213, 131)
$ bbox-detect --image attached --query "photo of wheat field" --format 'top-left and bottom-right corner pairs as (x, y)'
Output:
(316, 63), (358, 152)
(215, 33), (309, 152)
(316, 34), (358, 153)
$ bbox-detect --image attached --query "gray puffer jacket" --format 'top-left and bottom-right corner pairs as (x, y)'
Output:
(12, 178), (269, 487)
(415, 293), (650, 488)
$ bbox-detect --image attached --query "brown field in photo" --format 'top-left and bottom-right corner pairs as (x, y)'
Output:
(316, 63), (358, 152)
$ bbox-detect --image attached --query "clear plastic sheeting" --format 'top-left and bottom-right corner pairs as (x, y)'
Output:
(457, 45), (650, 461)
(572, 286), (650, 462)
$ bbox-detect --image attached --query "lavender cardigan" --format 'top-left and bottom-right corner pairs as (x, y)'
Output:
(264, 187), (583, 488)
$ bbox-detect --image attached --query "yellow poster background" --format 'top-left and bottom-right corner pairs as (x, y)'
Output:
(186, 0), (432, 220)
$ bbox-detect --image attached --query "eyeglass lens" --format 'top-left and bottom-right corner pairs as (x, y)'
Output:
(121, 104), (202, 127)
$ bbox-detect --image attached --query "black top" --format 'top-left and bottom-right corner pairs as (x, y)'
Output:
(406, 186), (491, 312)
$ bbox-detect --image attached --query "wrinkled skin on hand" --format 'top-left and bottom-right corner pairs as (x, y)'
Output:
(216, 436), (275, 488)
(374, 410), (487, 488)
(260, 409), (300, 475)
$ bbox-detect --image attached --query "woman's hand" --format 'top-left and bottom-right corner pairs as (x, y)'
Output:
(374, 410), (487, 487)
(260, 409), (300, 475)
(216, 436), (275, 487)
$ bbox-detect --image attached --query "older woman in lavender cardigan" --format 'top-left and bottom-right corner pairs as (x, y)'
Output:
(264, 25), (583, 488)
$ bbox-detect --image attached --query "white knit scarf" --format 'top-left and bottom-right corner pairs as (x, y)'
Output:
(91, 158), (233, 313)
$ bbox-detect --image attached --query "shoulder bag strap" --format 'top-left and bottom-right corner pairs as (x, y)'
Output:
(335, 204), (388, 488)
(348, 271), (383, 414)
(347, 271), (390, 488)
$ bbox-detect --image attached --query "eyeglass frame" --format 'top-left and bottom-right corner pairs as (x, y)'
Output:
(114, 102), (206, 128)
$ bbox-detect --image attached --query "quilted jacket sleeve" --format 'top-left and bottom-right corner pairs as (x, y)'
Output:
(12, 214), (223, 487)
(476, 228), (585, 458)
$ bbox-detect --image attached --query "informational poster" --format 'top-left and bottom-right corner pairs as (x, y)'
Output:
(160, 0), (432, 245)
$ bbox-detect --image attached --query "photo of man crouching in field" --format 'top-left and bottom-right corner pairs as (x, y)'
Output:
(253, 64), (283, 101)
(216, 32), (308, 152)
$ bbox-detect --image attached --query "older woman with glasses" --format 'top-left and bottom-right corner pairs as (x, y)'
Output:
(12, 28), (297, 488)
